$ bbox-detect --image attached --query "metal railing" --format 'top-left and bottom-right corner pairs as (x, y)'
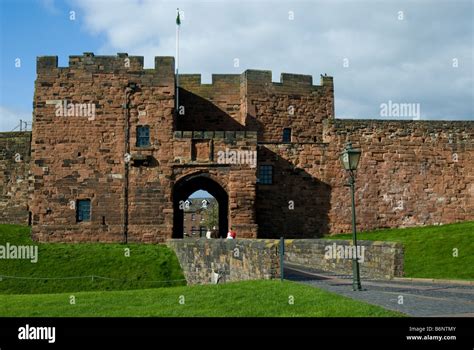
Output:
(10, 119), (31, 132)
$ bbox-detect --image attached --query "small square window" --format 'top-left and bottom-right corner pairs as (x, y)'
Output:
(258, 165), (273, 185)
(137, 126), (150, 147)
(76, 199), (91, 222)
(283, 128), (291, 143)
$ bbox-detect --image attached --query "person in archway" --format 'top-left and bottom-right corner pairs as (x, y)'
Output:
(211, 226), (219, 239)
(227, 227), (236, 240)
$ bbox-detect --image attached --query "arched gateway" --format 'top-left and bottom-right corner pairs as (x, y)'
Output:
(172, 174), (229, 238)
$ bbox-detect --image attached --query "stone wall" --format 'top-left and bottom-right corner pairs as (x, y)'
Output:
(177, 74), (244, 130)
(167, 238), (280, 284)
(285, 239), (404, 279)
(28, 52), (474, 242)
(172, 131), (258, 238)
(243, 71), (334, 142)
(32, 54), (176, 242)
(0, 132), (31, 225)
(167, 238), (403, 283)
(323, 119), (474, 234)
(256, 143), (331, 237)
(254, 118), (473, 238)
(31, 53), (260, 242)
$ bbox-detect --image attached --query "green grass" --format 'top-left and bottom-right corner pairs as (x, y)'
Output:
(0, 280), (404, 317)
(1, 222), (470, 317)
(326, 221), (474, 280)
(0, 224), (185, 294)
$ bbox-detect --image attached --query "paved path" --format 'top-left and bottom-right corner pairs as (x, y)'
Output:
(284, 264), (474, 317)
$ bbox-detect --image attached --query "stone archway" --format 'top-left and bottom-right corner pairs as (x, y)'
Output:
(173, 173), (229, 238)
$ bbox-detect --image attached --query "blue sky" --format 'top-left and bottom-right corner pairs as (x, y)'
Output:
(0, 0), (105, 130)
(0, 0), (104, 131)
(0, 0), (473, 131)
(189, 190), (212, 199)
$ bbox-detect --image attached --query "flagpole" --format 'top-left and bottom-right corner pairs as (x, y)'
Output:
(175, 8), (180, 117)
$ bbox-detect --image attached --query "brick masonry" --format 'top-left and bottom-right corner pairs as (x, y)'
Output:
(0, 52), (472, 241)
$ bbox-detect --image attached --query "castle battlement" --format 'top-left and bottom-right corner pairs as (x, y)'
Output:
(179, 74), (241, 87)
(37, 53), (332, 93)
(241, 69), (333, 90)
(37, 53), (175, 82)
(13, 51), (474, 243)
(180, 70), (333, 92)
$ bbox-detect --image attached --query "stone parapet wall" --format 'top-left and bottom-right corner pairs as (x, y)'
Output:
(37, 53), (174, 81)
(285, 239), (404, 279)
(167, 238), (404, 284)
(167, 238), (280, 284)
(0, 132), (31, 225)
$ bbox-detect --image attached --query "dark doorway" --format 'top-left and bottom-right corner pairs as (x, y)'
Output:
(173, 174), (228, 238)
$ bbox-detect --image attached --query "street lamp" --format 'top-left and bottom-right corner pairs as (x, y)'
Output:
(340, 142), (362, 291)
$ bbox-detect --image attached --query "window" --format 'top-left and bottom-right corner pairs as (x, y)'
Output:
(136, 126), (150, 147)
(258, 165), (273, 185)
(283, 128), (291, 143)
(76, 199), (91, 222)
(191, 214), (196, 221)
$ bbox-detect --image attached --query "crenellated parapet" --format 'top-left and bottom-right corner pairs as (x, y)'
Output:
(36, 52), (331, 96)
(178, 74), (241, 101)
(177, 69), (333, 95)
(35, 52), (334, 142)
(36, 53), (175, 83)
(241, 69), (333, 94)
(179, 74), (240, 87)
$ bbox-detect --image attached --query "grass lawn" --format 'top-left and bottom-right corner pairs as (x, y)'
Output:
(1, 223), (470, 317)
(0, 224), (185, 294)
(0, 280), (404, 317)
(326, 221), (474, 280)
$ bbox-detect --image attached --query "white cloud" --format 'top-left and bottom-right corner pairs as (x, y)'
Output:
(0, 106), (31, 132)
(69, 0), (473, 120)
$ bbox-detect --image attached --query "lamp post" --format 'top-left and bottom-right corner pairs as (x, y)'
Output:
(340, 142), (362, 291)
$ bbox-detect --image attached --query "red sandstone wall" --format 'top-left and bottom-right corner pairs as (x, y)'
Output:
(242, 71), (334, 142)
(32, 50), (259, 243)
(324, 119), (474, 234)
(176, 69), (336, 238)
(256, 143), (331, 238)
(30, 52), (473, 241)
(32, 53), (176, 242)
(256, 119), (473, 238)
(177, 74), (244, 131)
(172, 131), (258, 238)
